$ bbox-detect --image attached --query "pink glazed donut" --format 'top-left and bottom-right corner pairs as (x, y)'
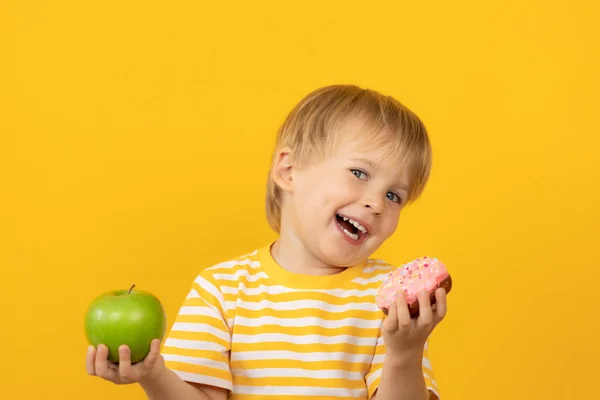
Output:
(376, 256), (453, 318)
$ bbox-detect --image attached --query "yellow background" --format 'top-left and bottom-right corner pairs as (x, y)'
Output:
(1, 1), (598, 399)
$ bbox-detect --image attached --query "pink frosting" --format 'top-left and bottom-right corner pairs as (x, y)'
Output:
(376, 256), (449, 309)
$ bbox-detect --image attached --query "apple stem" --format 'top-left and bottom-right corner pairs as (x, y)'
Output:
(128, 284), (136, 294)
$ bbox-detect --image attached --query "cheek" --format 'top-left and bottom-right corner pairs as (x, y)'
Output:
(381, 209), (401, 234)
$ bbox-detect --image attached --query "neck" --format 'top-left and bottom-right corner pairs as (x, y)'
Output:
(271, 223), (347, 277)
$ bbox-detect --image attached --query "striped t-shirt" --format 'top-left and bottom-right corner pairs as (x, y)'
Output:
(161, 244), (440, 399)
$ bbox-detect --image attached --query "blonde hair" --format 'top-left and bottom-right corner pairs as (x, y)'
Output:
(266, 84), (432, 232)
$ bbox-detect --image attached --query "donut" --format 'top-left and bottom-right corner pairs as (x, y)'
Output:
(376, 256), (452, 318)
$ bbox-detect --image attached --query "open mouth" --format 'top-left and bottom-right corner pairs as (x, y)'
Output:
(335, 214), (368, 241)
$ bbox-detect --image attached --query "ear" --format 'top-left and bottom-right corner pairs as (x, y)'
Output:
(271, 146), (295, 193)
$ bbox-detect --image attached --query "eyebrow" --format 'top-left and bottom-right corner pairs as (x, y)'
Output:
(350, 157), (379, 168)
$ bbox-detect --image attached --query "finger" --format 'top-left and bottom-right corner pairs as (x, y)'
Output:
(434, 288), (447, 321)
(418, 289), (434, 327)
(395, 291), (412, 329)
(383, 300), (399, 332)
(118, 345), (133, 381)
(143, 339), (161, 368)
(86, 345), (96, 375)
(95, 344), (118, 381)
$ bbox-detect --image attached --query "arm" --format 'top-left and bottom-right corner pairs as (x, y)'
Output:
(368, 289), (447, 400)
(140, 368), (227, 400)
(371, 354), (429, 400)
(86, 270), (234, 399)
(159, 271), (234, 395)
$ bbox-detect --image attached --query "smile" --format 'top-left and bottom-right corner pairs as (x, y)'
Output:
(335, 214), (369, 241)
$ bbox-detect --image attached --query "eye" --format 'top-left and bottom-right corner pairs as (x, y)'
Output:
(350, 169), (368, 180)
(386, 191), (402, 204)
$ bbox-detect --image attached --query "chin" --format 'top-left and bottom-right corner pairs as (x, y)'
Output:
(318, 245), (371, 268)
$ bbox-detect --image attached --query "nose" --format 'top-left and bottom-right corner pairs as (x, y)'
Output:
(364, 197), (382, 216)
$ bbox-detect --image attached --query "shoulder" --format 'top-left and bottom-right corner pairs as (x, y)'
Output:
(192, 247), (263, 290)
(343, 257), (397, 291)
(365, 257), (397, 270)
(180, 247), (262, 306)
(359, 257), (397, 279)
(203, 248), (261, 274)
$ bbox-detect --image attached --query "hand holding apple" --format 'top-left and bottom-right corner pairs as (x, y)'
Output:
(84, 284), (167, 364)
(86, 338), (165, 385)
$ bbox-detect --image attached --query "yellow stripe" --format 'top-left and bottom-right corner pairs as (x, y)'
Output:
(162, 346), (229, 364)
(191, 280), (227, 316)
(174, 313), (229, 328)
(230, 341), (374, 355)
(213, 269), (389, 288)
(230, 359), (369, 373)
(424, 375), (437, 389)
(214, 275), (383, 291)
(373, 343), (386, 356)
(234, 307), (381, 321)
(233, 396), (359, 400)
(165, 329), (229, 348)
(368, 377), (379, 397)
(226, 291), (378, 306)
(231, 324), (380, 337)
(207, 261), (260, 272)
(164, 360), (231, 381)
(232, 375), (364, 389)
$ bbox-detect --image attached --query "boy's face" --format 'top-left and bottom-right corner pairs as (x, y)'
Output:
(282, 125), (411, 268)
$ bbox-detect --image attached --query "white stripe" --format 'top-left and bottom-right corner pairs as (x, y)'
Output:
(235, 315), (382, 329)
(233, 384), (366, 397)
(221, 283), (378, 298)
(194, 275), (227, 311)
(363, 264), (394, 273)
(232, 332), (378, 346)
(213, 271), (268, 282)
(351, 273), (389, 285)
(171, 370), (232, 391)
(230, 350), (372, 363)
(423, 357), (432, 370)
(372, 353), (385, 364)
(232, 367), (363, 380)
(429, 387), (440, 399)
(164, 338), (227, 353)
(186, 289), (200, 299)
(163, 354), (229, 371)
(205, 257), (261, 271)
(178, 306), (220, 316)
(366, 367), (382, 387)
(170, 322), (230, 342)
(236, 299), (378, 312)
(423, 372), (438, 388)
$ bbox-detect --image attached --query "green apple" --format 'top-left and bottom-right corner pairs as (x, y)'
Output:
(84, 284), (167, 364)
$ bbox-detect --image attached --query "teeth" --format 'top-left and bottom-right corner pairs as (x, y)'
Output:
(337, 214), (369, 237)
(348, 218), (368, 234)
(342, 228), (359, 240)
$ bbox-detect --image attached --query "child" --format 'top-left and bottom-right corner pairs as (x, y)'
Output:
(86, 84), (449, 400)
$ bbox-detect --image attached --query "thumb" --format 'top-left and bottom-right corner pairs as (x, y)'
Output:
(142, 339), (163, 369)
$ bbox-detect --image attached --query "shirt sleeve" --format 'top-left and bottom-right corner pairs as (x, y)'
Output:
(365, 336), (440, 399)
(161, 269), (233, 392)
